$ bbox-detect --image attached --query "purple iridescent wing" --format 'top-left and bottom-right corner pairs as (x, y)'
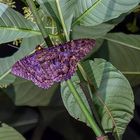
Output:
(11, 39), (95, 89)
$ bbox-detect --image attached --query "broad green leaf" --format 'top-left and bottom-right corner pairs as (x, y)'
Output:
(72, 23), (115, 39)
(61, 75), (91, 125)
(97, 33), (140, 86)
(83, 59), (134, 138)
(0, 123), (25, 140)
(61, 59), (134, 139)
(72, 12), (127, 39)
(0, 3), (40, 44)
(39, 0), (139, 27)
(0, 35), (43, 81)
(37, 0), (74, 36)
(73, 0), (140, 26)
(103, 33), (140, 50)
(37, 0), (62, 29)
(37, 0), (139, 34)
(6, 77), (59, 106)
(0, 74), (15, 86)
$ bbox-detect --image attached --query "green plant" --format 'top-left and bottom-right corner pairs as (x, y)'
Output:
(0, 0), (140, 140)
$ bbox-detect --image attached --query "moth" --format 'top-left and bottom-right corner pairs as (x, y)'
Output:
(11, 39), (95, 89)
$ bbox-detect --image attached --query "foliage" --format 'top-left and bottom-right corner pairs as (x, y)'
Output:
(0, 0), (140, 140)
(61, 59), (134, 139)
(0, 123), (25, 140)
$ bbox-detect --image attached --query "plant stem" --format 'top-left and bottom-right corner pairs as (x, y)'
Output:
(77, 65), (103, 128)
(79, 82), (103, 128)
(66, 80), (103, 137)
(77, 63), (105, 132)
(56, 0), (69, 41)
(55, 0), (104, 137)
(26, 0), (52, 46)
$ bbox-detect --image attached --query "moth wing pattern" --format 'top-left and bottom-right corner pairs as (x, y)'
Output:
(11, 39), (95, 89)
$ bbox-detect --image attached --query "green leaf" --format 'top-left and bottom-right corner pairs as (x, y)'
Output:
(37, 0), (74, 36)
(0, 74), (15, 85)
(72, 23), (115, 39)
(0, 3), (40, 44)
(72, 12), (127, 39)
(61, 59), (134, 139)
(73, 0), (140, 26)
(98, 33), (140, 86)
(61, 75), (91, 125)
(0, 123), (25, 140)
(0, 35), (43, 81)
(103, 33), (140, 51)
(37, 0), (139, 34)
(6, 77), (59, 106)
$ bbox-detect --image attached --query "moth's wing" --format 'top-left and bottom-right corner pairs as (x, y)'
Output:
(11, 39), (96, 89)
(11, 49), (54, 89)
(68, 39), (96, 59)
(11, 53), (36, 81)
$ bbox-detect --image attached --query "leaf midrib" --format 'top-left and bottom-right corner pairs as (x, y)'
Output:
(101, 36), (140, 51)
(0, 26), (41, 34)
(72, 0), (101, 26)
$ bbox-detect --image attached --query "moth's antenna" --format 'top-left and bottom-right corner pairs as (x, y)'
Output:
(7, 44), (19, 49)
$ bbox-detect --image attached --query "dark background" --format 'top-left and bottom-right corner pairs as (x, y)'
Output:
(0, 1), (140, 140)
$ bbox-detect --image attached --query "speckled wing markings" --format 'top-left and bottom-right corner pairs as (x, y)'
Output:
(11, 39), (96, 89)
